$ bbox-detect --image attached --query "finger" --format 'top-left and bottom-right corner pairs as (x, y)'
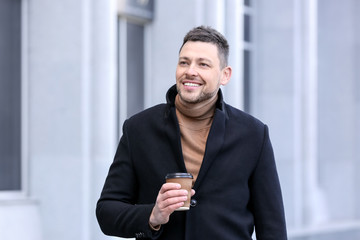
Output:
(159, 195), (188, 209)
(157, 189), (188, 205)
(159, 183), (181, 194)
(191, 189), (195, 196)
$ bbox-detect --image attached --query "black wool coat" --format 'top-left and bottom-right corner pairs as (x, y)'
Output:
(96, 85), (287, 240)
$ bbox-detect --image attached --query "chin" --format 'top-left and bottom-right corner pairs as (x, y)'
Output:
(178, 93), (200, 104)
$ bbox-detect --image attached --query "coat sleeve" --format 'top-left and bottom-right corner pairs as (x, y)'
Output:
(96, 120), (162, 239)
(249, 125), (288, 240)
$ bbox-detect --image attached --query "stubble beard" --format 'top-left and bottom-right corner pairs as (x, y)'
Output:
(177, 84), (218, 104)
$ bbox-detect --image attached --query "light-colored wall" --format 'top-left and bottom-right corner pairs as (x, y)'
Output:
(255, 0), (296, 226)
(24, 0), (118, 239)
(317, 0), (359, 222)
(28, 0), (86, 239)
(255, 0), (360, 239)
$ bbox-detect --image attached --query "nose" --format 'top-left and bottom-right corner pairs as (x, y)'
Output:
(185, 64), (198, 77)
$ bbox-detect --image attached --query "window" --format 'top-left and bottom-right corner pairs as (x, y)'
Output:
(125, 22), (145, 117)
(117, 0), (154, 136)
(117, 19), (146, 135)
(243, 49), (251, 113)
(244, 0), (251, 7)
(243, 1), (254, 113)
(0, 0), (22, 191)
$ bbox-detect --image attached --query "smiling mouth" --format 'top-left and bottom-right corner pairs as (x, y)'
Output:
(183, 82), (200, 87)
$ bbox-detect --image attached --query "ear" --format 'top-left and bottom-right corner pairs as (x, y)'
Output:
(220, 66), (232, 86)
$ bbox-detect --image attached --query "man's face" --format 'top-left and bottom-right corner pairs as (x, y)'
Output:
(176, 41), (230, 104)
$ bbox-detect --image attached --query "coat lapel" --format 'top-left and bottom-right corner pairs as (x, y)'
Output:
(164, 106), (188, 172)
(193, 106), (226, 190)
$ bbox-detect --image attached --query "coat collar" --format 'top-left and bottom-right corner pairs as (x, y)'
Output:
(164, 84), (227, 190)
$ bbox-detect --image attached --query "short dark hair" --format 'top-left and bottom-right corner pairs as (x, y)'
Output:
(180, 26), (229, 68)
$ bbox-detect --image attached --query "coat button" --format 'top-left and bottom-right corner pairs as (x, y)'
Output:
(135, 232), (145, 238)
(190, 199), (197, 207)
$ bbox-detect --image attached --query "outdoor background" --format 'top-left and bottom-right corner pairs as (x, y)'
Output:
(1, 0), (359, 239)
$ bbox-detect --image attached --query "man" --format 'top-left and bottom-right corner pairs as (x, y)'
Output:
(96, 26), (287, 240)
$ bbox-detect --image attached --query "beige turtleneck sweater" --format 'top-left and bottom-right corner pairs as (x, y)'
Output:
(175, 94), (218, 185)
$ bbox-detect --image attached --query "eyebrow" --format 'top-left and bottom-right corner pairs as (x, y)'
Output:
(178, 56), (212, 64)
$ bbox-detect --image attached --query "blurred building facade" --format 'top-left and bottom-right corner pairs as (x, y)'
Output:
(0, 0), (359, 239)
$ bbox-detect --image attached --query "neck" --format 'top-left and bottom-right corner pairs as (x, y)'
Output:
(175, 94), (218, 119)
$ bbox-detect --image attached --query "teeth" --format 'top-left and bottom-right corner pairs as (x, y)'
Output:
(184, 83), (200, 87)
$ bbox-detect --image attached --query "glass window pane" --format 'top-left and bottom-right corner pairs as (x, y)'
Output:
(244, 14), (251, 42)
(243, 50), (251, 113)
(0, 0), (22, 191)
(244, 0), (251, 7)
(126, 22), (144, 117)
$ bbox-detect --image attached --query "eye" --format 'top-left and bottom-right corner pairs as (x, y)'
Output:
(199, 62), (210, 67)
(179, 61), (189, 66)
